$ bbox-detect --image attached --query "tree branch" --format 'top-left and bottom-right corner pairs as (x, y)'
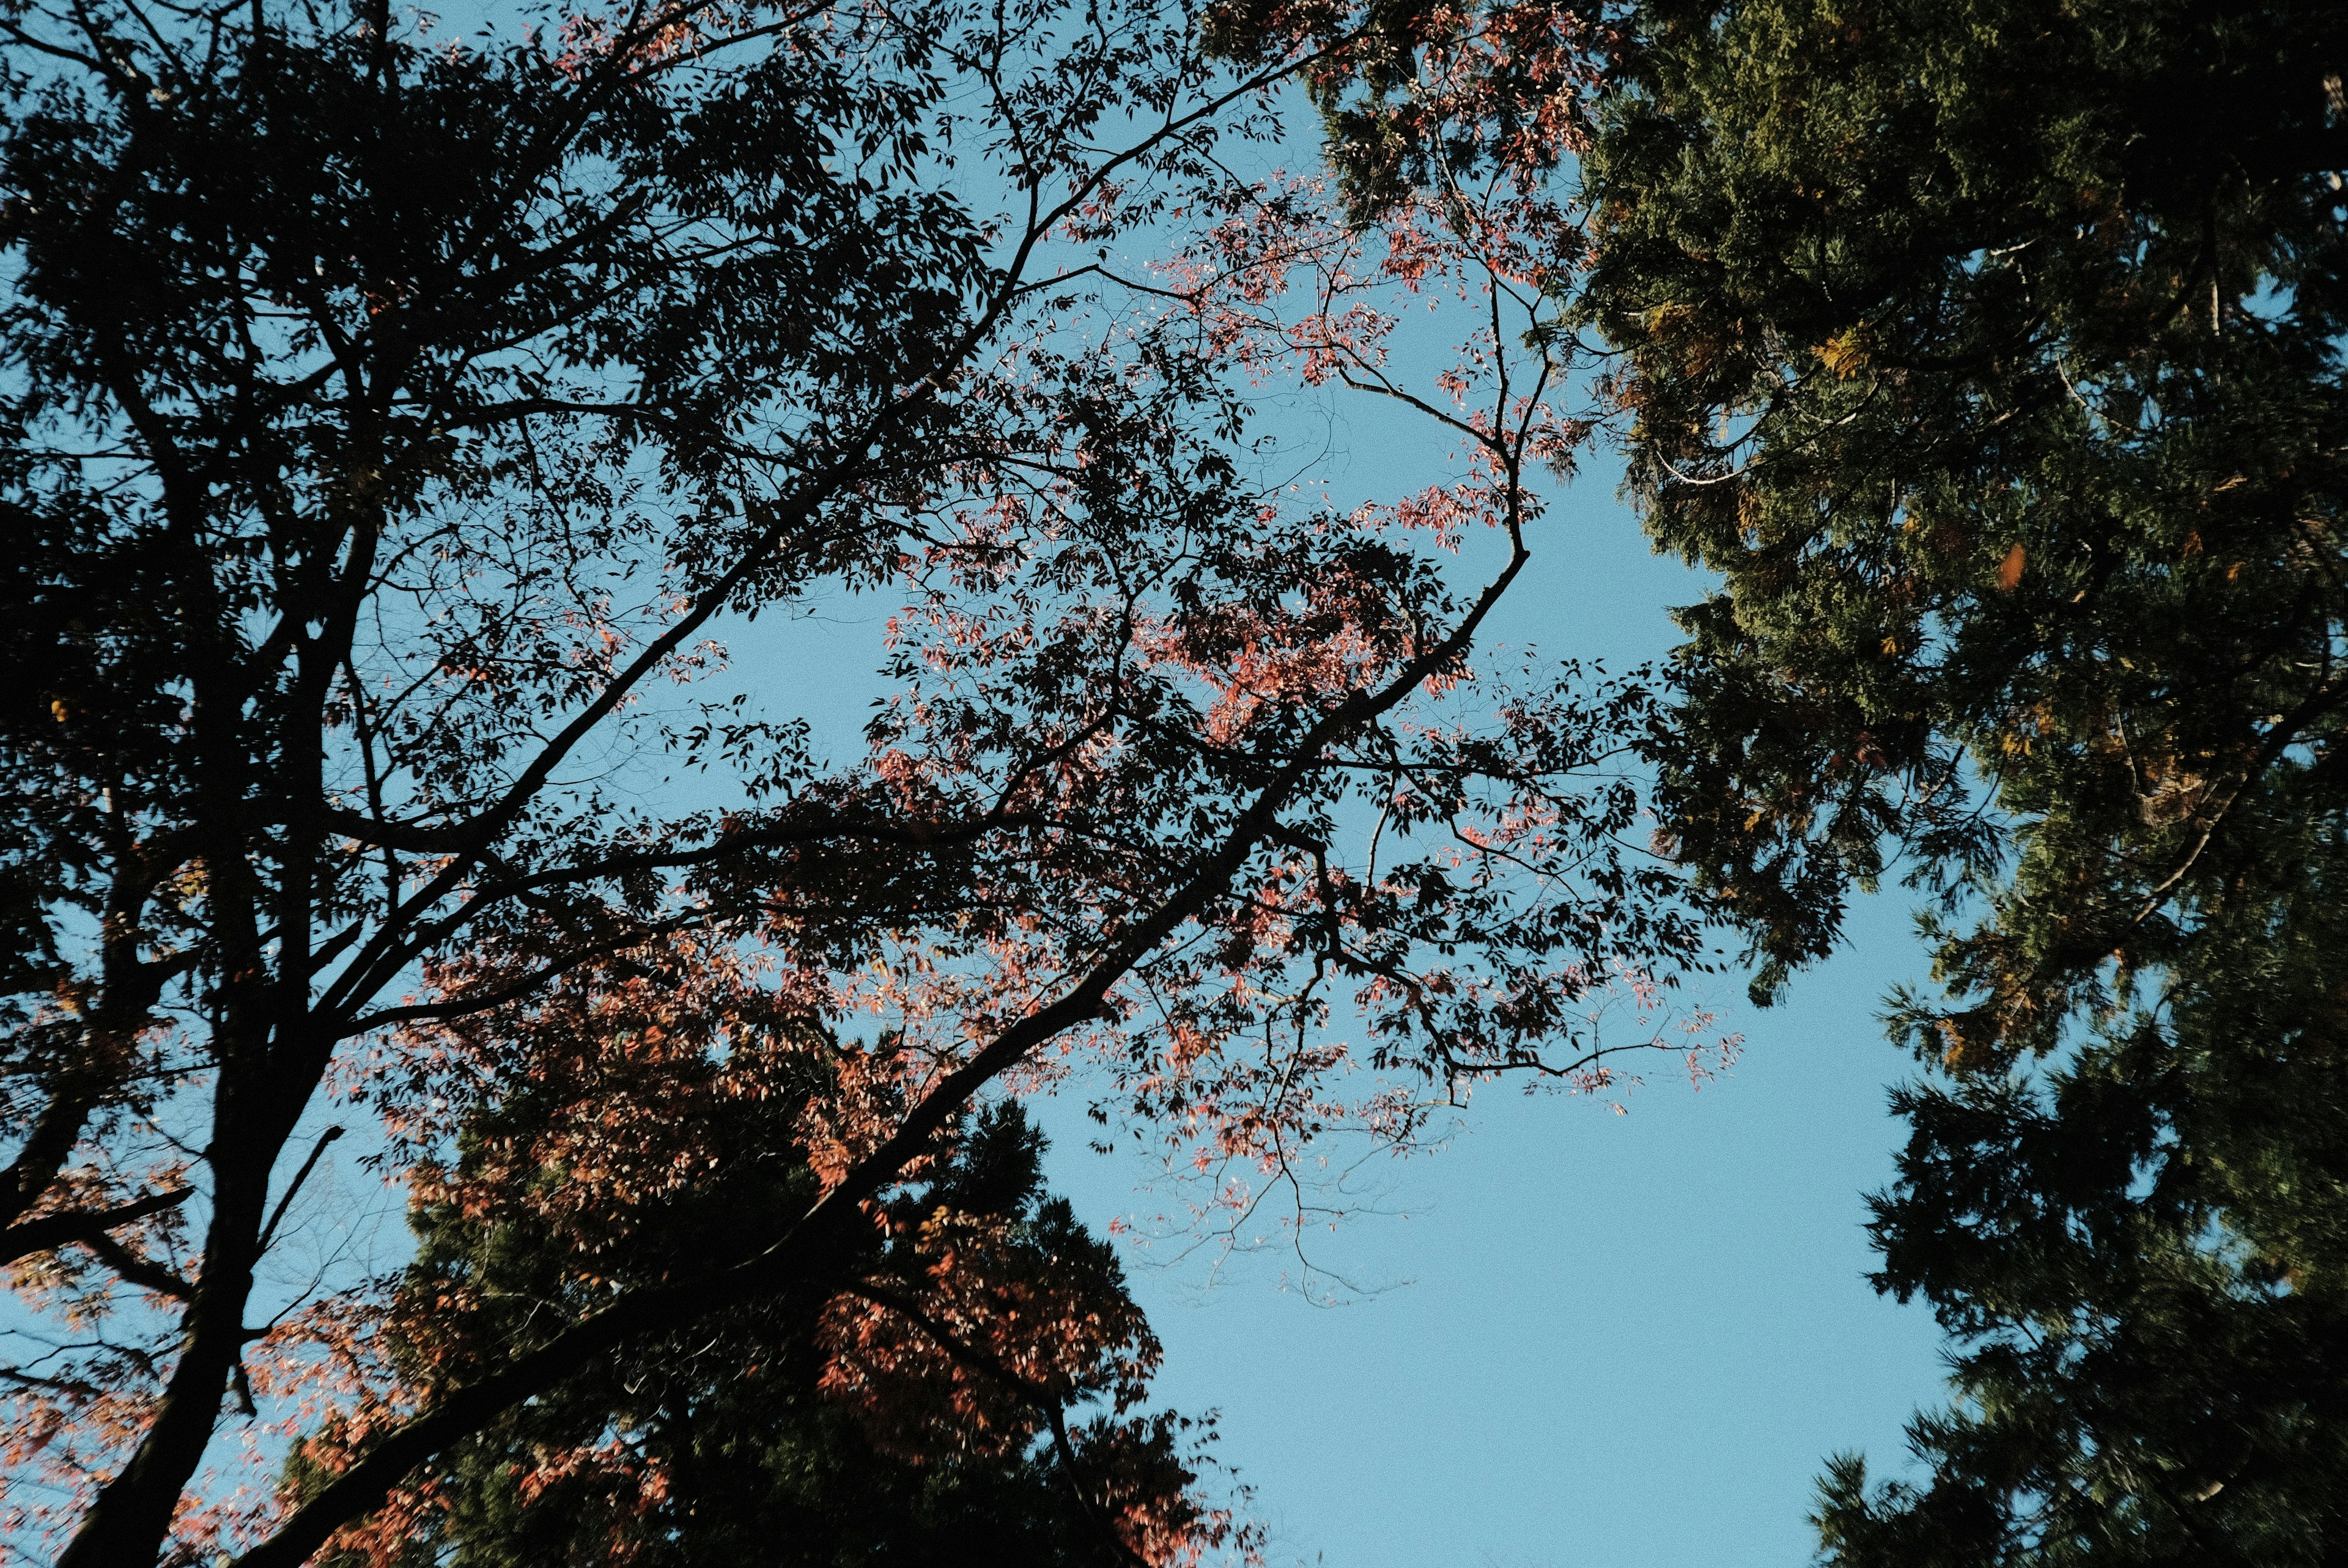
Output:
(0, 1187), (196, 1267)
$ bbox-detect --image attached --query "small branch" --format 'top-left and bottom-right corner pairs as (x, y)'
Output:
(257, 1127), (342, 1255)
(81, 1231), (196, 1302)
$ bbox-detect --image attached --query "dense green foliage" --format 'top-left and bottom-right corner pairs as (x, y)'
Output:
(1577, 0), (2348, 1559)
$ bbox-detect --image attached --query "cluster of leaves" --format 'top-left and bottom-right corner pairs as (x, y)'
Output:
(1575, 0), (2348, 1559)
(0, 0), (1716, 1559)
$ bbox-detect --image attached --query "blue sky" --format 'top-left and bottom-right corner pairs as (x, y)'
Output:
(1036, 888), (1947, 1568)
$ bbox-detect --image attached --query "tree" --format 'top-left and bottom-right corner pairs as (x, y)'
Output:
(1573, 0), (2348, 1559)
(0, 0), (1714, 1560)
(305, 1062), (1230, 1568)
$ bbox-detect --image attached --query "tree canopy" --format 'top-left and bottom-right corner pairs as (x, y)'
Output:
(1577, 0), (2348, 1558)
(0, 0), (1711, 1561)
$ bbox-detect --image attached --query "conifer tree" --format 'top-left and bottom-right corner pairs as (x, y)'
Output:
(1573, 0), (2348, 1558)
(304, 1084), (1230, 1568)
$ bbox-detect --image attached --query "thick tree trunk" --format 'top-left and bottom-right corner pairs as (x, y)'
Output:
(56, 1055), (297, 1568)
